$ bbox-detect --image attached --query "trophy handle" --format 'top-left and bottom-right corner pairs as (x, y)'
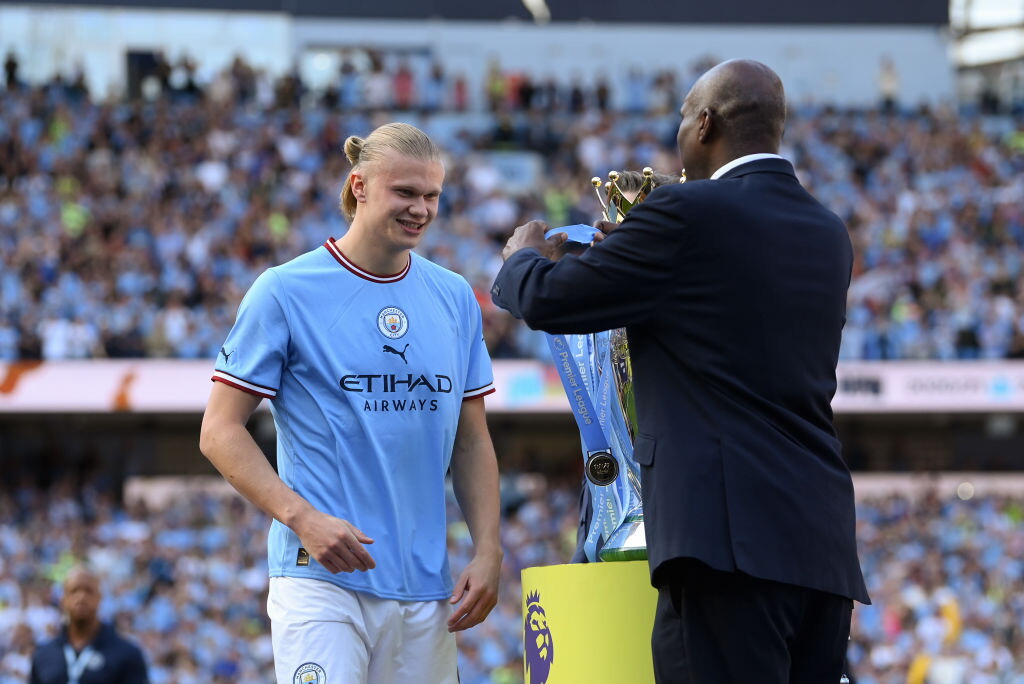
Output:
(609, 328), (638, 443)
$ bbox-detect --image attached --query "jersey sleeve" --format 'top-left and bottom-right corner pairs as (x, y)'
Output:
(212, 269), (289, 399)
(462, 288), (495, 400)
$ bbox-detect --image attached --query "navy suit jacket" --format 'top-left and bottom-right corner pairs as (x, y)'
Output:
(30, 624), (149, 684)
(492, 158), (869, 603)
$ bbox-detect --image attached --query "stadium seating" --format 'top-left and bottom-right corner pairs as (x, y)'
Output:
(1, 57), (1021, 363)
(1, 477), (1023, 682)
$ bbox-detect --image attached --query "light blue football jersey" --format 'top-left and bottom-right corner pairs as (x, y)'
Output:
(213, 239), (494, 600)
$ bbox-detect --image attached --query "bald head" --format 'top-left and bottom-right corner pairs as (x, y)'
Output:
(677, 59), (787, 179)
(62, 565), (102, 625)
(694, 59), (786, 147)
(63, 566), (100, 590)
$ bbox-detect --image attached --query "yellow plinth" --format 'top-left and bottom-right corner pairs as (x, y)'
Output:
(521, 561), (657, 684)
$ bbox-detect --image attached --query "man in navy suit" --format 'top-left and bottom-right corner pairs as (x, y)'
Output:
(491, 59), (869, 682)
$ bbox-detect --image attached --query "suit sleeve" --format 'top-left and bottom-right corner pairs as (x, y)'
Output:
(491, 190), (687, 334)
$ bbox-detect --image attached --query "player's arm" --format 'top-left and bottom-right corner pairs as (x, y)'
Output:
(199, 381), (376, 573)
(447, 396), (502, 632)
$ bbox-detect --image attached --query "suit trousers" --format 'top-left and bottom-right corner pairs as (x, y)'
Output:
(651, 559), (852, 684)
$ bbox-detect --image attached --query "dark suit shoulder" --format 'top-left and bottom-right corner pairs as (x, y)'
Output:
(646, 175), (747, 207)
(649, 178), (714, 200)
(630, 179), (748, 238)
(626, 179), (708, 222)
(650, 162), (846, 236)
(29, 636), (66, 684)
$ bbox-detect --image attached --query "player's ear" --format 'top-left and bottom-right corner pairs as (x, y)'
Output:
(351, 171), (368, 202)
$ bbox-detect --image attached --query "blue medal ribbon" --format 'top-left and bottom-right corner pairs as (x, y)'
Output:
(546, 334), (608, 454)
(547, 332), (625, 561)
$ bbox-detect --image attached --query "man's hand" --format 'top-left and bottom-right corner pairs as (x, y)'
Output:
(447, 549), (502, 632)
(593, 219), (619, 241)
(502, 220), (568, 261)
(291, 508), (376, 574)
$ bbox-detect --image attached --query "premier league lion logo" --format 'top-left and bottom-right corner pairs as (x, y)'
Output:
(524, 590), (554, 684)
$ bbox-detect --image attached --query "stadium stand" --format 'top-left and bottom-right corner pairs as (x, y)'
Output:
(1, 476), (1023, 683)
(2, 38), (1023, 684)
(1, 56), (1022, 364)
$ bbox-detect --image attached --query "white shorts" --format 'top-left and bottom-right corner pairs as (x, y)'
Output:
(267, 576), (457, 684)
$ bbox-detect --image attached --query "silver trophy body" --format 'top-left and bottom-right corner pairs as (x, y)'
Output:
(559, 168), (685, 562)
(596, 328), (645, 561)
(559, 327), (645, 562)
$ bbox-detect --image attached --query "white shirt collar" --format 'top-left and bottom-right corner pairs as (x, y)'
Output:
(710, 153), (786, 180)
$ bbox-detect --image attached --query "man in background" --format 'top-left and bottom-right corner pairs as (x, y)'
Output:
(29, 566), (149, 684)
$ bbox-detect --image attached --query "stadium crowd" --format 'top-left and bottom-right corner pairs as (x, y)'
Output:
(1, 54), (1023, 363)
(0, 476), (1022, 683)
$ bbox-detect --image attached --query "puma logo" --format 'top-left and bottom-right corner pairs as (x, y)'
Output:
(383, 344), (409, 364)
(219, 347), (235, 362)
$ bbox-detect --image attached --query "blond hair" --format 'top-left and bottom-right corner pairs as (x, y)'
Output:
(339, 122), (443, 222)
(614, 169), (682, 195)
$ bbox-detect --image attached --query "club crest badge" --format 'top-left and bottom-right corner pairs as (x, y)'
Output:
(293, 662), (326, 684)
(377, 306), (409, 339)
(86, 652), (106, 671)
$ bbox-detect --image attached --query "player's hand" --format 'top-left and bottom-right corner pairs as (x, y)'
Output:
(292, 509), (376, 573)
(502, 220), (567, 262)
(447, 549), (502, 632)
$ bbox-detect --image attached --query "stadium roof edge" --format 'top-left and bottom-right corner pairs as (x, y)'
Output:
(7, 0), (949, 25)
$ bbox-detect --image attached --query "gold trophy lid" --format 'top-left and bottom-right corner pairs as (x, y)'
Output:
(591, 166), (684, 223)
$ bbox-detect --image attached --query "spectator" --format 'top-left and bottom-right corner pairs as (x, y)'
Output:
(28, 566), (149, 684)
(1, 475), (1023, 682)
(0, 56), (1021, 364)
(3, 52), (20, 90)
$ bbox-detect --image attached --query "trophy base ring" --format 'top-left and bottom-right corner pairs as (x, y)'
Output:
(598, 514), (647, 562)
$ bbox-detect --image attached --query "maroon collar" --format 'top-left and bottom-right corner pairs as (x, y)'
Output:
(324, 238), (410, 283)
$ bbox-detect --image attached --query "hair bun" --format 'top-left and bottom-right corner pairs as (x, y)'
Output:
(343, 136), (364, 165)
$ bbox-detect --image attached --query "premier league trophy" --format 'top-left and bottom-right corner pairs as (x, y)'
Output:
(547, 168), (683, 563)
